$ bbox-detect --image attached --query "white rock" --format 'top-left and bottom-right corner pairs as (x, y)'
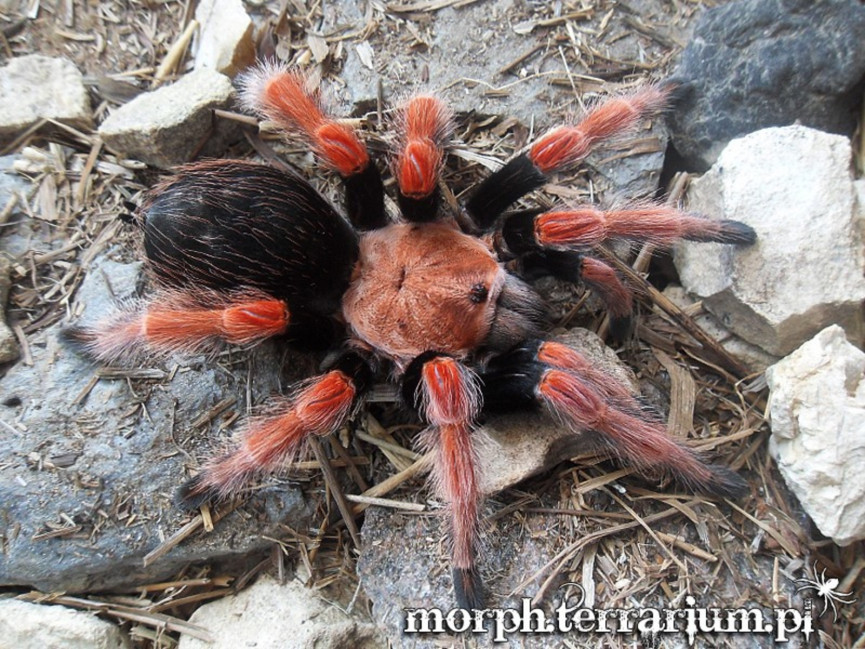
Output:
(194, 0), (256, 77)
(98, 68), (235, 169)
(177, 575), (385, 649)
(766, 325), (865, 546)
(0, 55), (91, 142)
(0, 599), (130, 649)
(477, 328), (638, 494)
(674, 126), (865, 356)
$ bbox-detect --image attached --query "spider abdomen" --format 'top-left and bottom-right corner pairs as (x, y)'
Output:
(342, 222), (505, 361)
(140, 160), (359, 317)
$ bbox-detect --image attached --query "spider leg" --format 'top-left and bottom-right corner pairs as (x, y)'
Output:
(465, 86), (671, 229)
(498, 203), (754, 328)
(62, 290), (297, 363)
(402, 353), (485, 609)
(239, 63), (385, 230)
(501, 203), (757, 252)
(393, 95), (454, 222)
(479, 340), (747, 498)
(519, 248), (634, 340)
(177, 351), (372, 508)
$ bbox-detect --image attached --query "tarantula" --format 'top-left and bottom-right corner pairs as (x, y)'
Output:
(67, 64), (754, 609)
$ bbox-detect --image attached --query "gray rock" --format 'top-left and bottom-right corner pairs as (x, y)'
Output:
(662, 285), (780, 373)
(98, 68), (237, 169)
(0, 599), (131, 649)
(766, 326), (865, 546)
(477, 328), (637, 494)
(177, 574), (385, 649)
(358, 504), (563, 648)
(668, 0), (865, 170)
(674, 126), (865, 357)
(338, 0), (555, 125)
(0, 154), (33, 260)
(194, 0), (256, 78)
(587, 118), (668, 201)
(0, 55), (92, 143)
(0, 255), (18, 363)
(0, 256), (314, 592)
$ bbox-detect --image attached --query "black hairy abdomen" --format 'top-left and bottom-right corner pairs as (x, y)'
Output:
(140, 160), (359, 316)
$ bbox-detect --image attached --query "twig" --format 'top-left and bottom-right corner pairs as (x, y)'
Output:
(350, 453), (433, 516)
(143, 500), (243, 567)
(310, 437), (361, 548)
(154, 19), (199, 83)
(343, 494), (425, 512)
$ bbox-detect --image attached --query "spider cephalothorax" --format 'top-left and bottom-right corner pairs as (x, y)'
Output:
(67, 63), (755, 609)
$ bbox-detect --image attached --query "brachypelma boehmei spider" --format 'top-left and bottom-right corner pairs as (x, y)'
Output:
(66, 63), (755, 610)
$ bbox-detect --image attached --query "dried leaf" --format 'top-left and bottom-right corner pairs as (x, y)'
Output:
(356, 40), (374, 70)
(512, 20), (535, 35)
(307, 33), (329, 63)
(36, 174), (58, 221)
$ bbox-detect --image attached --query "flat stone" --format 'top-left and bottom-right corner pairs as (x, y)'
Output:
(766, 326), (865, 546)
(662, 285), (780, 373)
(194, 0), (256, 78)
(0, 599), (131, 649)
(0, 55), (92, 143)
(477, 328), (637, 494)
(0, 255), (315, 592)
(668, 0), (865, 170)
(674, 126), (865, 357)
(177, 574), (385, 649)
(98, 68), (236, 169)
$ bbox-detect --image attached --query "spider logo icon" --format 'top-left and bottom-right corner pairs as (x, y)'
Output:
(794, 564), (855, 622)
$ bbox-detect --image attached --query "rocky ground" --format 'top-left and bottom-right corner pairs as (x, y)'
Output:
(0, 0), (864, 648)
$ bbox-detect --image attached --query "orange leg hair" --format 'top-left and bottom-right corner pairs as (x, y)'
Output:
(529, 86), (670, 173)
(577, 256), (634, 329)
(537, 368), (745, 497)
(178, 355), (371, 508)
(534, 205), (758, 249)
(395, 95), (453, 199)
(63, 292), (290, 363)
(239, 63), (370, 177)
(411, 355), (485, 610)
(537, 340), (645, 416)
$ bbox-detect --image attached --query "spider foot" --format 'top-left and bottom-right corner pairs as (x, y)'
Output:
(453, 566), (485, 611)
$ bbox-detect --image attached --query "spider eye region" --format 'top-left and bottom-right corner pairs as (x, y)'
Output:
(470, 283), (489, 304)
(342, 223), (504, 360)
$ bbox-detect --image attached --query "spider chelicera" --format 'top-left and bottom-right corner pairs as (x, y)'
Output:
(67, 62), (754, 609)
